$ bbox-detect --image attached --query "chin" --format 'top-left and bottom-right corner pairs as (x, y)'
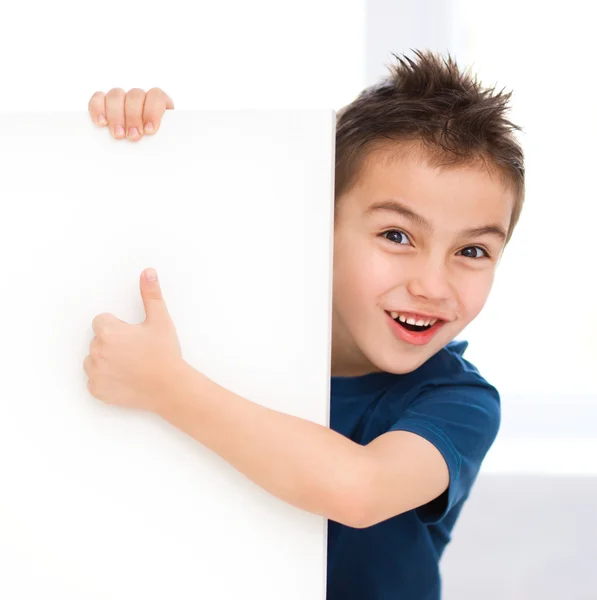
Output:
(368, 337), (449, 374)
(387, 357), (428, 375)
(365, 350), (428, 375)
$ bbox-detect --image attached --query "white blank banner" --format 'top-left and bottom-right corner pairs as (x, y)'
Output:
(0, 110), (335, 599)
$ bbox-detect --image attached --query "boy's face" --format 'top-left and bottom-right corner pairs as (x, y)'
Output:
(331, 149), (515, 377)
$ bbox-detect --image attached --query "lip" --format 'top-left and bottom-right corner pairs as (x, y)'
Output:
(386, 311), (446, 346)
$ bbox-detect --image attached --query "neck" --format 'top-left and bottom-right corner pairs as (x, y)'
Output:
(330, 324), (381, 378)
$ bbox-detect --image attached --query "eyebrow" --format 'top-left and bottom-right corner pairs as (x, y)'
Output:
(366, 200), (507, 242)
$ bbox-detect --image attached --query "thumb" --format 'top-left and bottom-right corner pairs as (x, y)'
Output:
(140, 268), (172, 326)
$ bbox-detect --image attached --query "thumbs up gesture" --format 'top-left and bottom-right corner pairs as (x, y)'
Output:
(83, 268), (189, 413)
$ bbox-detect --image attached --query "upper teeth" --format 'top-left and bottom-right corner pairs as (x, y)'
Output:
(390, 311), (438, 327)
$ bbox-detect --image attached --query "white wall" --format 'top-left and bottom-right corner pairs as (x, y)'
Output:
(0, 0), (366, 112)
(365, 0), (457, 85)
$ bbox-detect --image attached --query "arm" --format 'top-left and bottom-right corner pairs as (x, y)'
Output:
(157, 364), (450, 529)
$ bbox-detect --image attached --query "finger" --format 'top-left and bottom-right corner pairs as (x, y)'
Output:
(142, 88), (175, 135)
(89, 337), (99, 358)
(87, 378), (98, 398)
(124, 88), (146, 142)
(88, 91), (107, 127)
(92, 312), (118, 337)
(105, 88), (126, 140)
(83, 354), (92, 376)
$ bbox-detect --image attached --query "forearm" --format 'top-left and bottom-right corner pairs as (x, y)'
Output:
(156, 363), (373, 526)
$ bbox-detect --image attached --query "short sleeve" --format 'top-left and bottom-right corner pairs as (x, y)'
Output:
(389, 380), (501, 524)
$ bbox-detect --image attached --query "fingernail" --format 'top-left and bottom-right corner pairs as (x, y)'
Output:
(146, 268), (157, 281)
(144, 122), (154, 133)
(97, 114), (107, 126)
(114, 125), (125, 138)
(128, 127), (139, 138)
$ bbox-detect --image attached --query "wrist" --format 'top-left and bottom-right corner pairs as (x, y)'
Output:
(152, 359), (202, 418)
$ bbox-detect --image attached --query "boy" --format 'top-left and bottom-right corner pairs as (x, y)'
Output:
(84, 51), (524, 599)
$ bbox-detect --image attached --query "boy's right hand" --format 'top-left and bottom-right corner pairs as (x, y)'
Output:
(88, 88), (174, 142)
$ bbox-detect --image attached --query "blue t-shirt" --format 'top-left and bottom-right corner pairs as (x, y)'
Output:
(326, 339), (500, 600)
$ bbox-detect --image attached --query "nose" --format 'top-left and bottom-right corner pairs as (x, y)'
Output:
(406, 261), (454, 302)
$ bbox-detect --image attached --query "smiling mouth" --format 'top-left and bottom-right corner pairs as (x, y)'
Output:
(386, 311), (445, 332)
(398, 320), (433, 332)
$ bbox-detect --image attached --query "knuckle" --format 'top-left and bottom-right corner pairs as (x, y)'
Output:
(106, 87), (126, 98)
(88, 91), (104, 110)
(126, 87), (145, 99)
(99, 327), (113, 341)
(146, 87), (164, 98)
(90, 339), (103, 359)
(92, 313), (112, 336)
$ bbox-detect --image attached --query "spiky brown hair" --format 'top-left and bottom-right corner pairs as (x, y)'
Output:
(335, 50), (525, 242)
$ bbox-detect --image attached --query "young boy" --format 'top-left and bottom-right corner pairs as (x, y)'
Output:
(85, 50), (524, 599)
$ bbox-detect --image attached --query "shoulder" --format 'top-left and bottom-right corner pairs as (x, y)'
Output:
(405, 339), (498, 397)
(394, 339), (501, 438)
(417, 339), (485, 381)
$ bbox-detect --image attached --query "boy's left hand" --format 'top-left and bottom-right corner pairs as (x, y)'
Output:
(83, 268), (187, 413)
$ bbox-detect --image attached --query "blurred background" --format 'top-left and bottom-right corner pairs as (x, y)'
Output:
(1, 0), (595, 597)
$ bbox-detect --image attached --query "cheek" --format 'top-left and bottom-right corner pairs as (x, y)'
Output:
(334, 238), (396, 304)
(457, 271), (495, 321)
(333, 248), (366, 310)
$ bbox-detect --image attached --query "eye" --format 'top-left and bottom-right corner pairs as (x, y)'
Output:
(458, 246), (490, 259)
(381, 229), (411, 245)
